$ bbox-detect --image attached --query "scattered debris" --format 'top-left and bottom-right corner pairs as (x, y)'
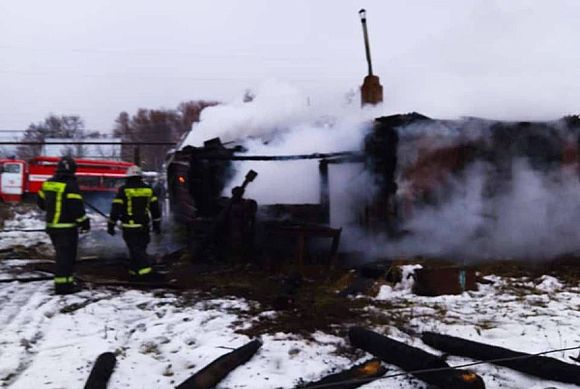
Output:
(83, 352), (117, 389)
(296, 359), (386, 389)
(422, 332), (580, 386)
(348, 327), (485, 388)
(176, 339), (262, 389)
(413, 266), (477, 296)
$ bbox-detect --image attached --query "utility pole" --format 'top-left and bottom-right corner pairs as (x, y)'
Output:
(359, 9), (383, 106)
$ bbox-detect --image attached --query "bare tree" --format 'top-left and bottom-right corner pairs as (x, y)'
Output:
(114, 100), (218, 170)
(17, 115), (86, 159)
(0, 146), (15, 158)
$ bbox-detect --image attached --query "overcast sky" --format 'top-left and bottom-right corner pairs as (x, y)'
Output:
(1, 0), (580, 135)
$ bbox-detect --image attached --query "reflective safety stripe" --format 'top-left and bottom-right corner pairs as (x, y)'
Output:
(122, 223), (143, 228)
(124, 188), (153, 217)
(55, 189), (64, 225)
(124, 188), (153, 197)
(76, 215), (88, 223)
(66, 193), (83, 200)
(128, 267), (152, 276)
(38, 190), (45, 199)
(54, 276), (74, 284)
(42, 181), (67, 192)
(112, 198), (123, 204)
(47, 223), (77, 228)
(138, 267), (152, 275)
(127, 195), (133, 217)
(42, 181), (67, 225)
(151, 196), (158, 202)
(152, 218), (162, 222)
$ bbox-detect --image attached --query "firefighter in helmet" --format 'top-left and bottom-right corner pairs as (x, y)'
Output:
(107, 165), (163, 281)
(37, 156), (91, 295)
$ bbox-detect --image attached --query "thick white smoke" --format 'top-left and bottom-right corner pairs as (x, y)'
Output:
(350, 117), (580, 261)
(373, 160), (580, 261)
(182, 80), (384, 204)
(181, 80), (580, 261)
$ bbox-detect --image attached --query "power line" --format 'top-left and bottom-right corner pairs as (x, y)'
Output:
(0, 68), (356, 81)
(0, 44), (330, 61)
(0, 141), (176, 146)
(304, 344), (580, 389)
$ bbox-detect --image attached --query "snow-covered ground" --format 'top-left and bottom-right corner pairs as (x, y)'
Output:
(0, 210), (48, 252)
(1, 209), (579, 388)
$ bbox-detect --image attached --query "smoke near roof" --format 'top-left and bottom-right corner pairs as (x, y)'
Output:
(180, 79), (580, 261)
(355, 118), (580, 261)
(182, 80), (382, 204)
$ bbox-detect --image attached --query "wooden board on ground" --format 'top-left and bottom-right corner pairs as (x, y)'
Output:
(77, 275), (180, 290)
(84, 352), (117, 389)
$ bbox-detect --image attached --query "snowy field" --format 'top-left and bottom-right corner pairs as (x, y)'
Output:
(1, 210), (579, 388)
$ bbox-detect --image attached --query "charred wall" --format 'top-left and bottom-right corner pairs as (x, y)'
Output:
(167, 138), (237, 223)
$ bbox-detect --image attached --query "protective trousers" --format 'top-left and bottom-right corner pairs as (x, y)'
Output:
(48, 228), (78, 287)
(122, 227), (152, 275)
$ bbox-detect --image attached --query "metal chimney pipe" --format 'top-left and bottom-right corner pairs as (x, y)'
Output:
(359, 9), (373, 76)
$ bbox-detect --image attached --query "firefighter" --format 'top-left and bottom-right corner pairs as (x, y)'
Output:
(37, 156), (91, 295)
(107, 165), (163, 281)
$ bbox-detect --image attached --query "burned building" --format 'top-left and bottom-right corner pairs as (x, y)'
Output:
(166, 113), (580, 264)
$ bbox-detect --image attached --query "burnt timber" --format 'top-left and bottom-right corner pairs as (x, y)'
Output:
(296, 359), (386, 389)
(83, 352), (117, 389)
(349, 327), (485, 389)
(175, 339), (262, 389)
(422, 332), (580, 385)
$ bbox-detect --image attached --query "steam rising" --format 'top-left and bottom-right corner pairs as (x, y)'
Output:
(183, 80), (383, 204)
(383, 161), (580, 260)
(361, 118), (580, 261)
(182, 81), (580, 261)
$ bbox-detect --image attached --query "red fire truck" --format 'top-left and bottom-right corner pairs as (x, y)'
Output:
(0, 156), (135, 202)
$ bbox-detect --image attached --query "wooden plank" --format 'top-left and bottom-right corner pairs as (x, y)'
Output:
(422, 332), (580, 385)
(349, 327), (484, 388)
(176, 339), (262, 389)
(84, 352), (117, 389)
(296, 359), (386, 389)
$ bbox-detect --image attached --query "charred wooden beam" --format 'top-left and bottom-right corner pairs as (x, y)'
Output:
(198, 151), (360, 161)
(319, 159), (330, 224)
(348, 327), (484, 389)
(176, 339), (262, 389)
(84, 352), (117, 389)
(422, 332), (580, 385)
(296, 359), (386, 389)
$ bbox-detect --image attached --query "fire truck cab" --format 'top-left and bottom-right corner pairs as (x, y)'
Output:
(0, 159), (26, 202)
(0, 157), (135, 203)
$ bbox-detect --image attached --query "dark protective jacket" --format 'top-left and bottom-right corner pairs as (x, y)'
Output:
(109, 177), (161, 228)
(37, 175), (88, 229)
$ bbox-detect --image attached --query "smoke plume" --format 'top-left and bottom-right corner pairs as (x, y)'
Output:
(182, 81), (580, 261)
(182, 80), (382, 204)
(353, 118), (580, 261)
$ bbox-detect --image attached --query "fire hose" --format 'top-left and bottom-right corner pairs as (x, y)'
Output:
(83, 200), (109, 219)
(0, 200), (108, 233)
